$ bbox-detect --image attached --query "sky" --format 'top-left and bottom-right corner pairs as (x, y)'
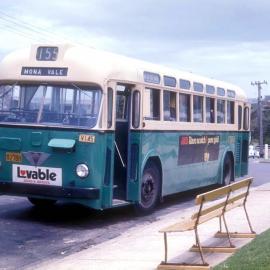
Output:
(0, 0), (269, 98)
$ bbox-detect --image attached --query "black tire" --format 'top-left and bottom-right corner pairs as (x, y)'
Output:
(223, 155), (233, 186)
(135, 161), (161, 214)
(28, 197), (57, 207)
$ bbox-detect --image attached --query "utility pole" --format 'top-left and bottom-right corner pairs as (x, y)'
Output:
(251, 80), (267, 157)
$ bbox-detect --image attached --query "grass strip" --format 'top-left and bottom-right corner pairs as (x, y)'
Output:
(214, 229), (270, 270)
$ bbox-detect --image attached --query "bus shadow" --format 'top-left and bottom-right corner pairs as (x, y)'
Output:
(154, 184), (220, 214)
(3, 184), (220, 228)
(2, 201), (135, 228)
(0, 184), (222, 270)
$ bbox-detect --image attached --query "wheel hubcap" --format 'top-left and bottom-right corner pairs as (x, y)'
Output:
(141, 173), (155, 207)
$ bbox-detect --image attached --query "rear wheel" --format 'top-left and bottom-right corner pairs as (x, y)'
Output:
(223, 154), (233, 186)
(135, 161), (161, 214)
(28, 197), (57, 207)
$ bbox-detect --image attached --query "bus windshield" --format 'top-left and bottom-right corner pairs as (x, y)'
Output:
(0, 84), (102, 129)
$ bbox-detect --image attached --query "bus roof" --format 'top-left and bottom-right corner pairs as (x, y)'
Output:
(0, 44), (247, 100)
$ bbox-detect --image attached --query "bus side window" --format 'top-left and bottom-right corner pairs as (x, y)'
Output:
(163, 90), (176, 121)
(107, 88), (113, 128)
(193, 95), (203, 122)
(144, 88), (160, 120)
(179, 93), (191, 122)
(238, 105), (243, 130)
(244, 106), (249, 130)
(217, 99), (225, 123)
(206, 97), (215, 123)
(132, 90), (140, 128)
(227, 101), (235, 124)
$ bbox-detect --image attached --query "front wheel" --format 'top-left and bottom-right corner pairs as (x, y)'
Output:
(223, 155), (233, 186)
(134, 161), (161, 215)
(28, 197), (57, 207)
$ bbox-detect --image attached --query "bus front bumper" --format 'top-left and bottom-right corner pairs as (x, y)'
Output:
(0, 182), (100, 200)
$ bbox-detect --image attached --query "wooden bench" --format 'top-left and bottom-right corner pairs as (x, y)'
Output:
(158, 177), (256, 270)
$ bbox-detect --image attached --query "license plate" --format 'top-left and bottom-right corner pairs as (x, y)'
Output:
(6, 152), (22, 163)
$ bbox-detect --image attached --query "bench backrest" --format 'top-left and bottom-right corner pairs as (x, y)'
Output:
(191, 177), (253, 224)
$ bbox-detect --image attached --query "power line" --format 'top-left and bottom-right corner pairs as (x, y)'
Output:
(0, 10), (97, 51)
(0, 10), (73, 42)
(0, 20), (53, 43)
(0, 20), (48, 42)
(0, 10), (76, 44)
(0, 16), (54, 42)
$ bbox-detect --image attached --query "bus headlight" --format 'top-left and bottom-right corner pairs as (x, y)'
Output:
(76, 164), (89, 178)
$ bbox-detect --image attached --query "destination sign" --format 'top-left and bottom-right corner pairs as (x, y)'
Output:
(21, 67), (68, 76)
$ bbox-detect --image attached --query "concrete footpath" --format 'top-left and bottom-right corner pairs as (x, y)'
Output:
(28, 182), (270, 270)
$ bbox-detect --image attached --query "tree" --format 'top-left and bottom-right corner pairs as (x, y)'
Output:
(250, 102), (270, 145)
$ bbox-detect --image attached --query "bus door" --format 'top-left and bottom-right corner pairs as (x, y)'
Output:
(113, 84), (131, 200)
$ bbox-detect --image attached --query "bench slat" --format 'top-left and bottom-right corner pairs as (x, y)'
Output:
(192, 192), (247, 219)
(160, 200), (243, 233)
(195, 178), (252, 205)
(197, 200), (243, 224)
(159, 219), (196, 233)
(160, 177), (252, 233)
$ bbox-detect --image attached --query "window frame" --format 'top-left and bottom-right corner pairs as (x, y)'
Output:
(193, 95), (204, 123)
(164, 76), (177, 87)
(179, 79), (191, 90)
(163, 90), (176, 121)
(107, 87), (113, 128)
(243, 106), (249, 131)
(179, 93), (191, 122)
(206, 85), (215, 94)
(227, 100), (235, 124)
(193, 82), (204, 93)
(217, 99), (225, 123)
(132, 90), (140, 128)
(205, 96), (215, 123)
(144, 88), (161, 121)
(217, 87), (225, 97)
(238, 105), (243, 130)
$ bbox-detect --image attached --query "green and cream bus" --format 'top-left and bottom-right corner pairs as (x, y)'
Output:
(0, 44), (249, 213)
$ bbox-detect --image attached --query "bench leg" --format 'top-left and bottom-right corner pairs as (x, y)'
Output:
(221, 213), (234, 247)
(244, 204), (256, 234)
(194, 226), (207, 265)
(219, 216), (222, 232)
(191, 216), (237, 253)
(163, 232), (168, 263)
(158, 230), (210, 269)
(215, 206), (256, 239)
(215, 214), (235, 247)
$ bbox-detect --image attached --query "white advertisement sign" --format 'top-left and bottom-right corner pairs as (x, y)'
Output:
(12, 164), (62, 186)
